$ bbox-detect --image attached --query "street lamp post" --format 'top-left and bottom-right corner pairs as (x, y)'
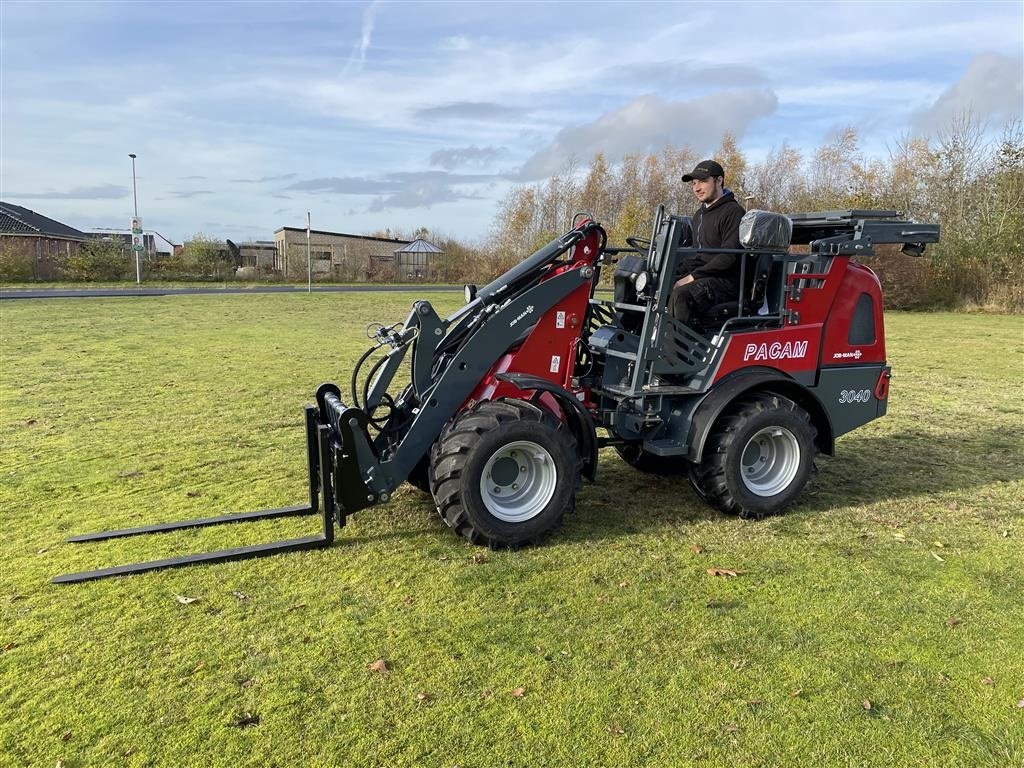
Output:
(129, 153), (141, 285)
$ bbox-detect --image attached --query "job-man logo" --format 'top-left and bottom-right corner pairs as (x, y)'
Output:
(742, 340), (808, 362)
(509, 305), (535, 328)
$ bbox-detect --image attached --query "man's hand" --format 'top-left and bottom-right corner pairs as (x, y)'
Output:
(674, 274), (695, 289)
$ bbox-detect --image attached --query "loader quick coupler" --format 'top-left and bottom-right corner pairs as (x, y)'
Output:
(314, 382), (381, 520)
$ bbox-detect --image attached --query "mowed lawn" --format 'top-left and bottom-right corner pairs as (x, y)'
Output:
(1, 293), (1021, 768)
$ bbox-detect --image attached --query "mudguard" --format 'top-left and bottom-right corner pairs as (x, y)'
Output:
(495, 372), (599, 482)
(685, 368), (835, 462)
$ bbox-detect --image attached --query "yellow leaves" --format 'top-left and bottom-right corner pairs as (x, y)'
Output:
(367, 658), (390, 675)
(174, 594), (199, 605)
(716, 132), (747, 193)
(707, 568), (743, 578)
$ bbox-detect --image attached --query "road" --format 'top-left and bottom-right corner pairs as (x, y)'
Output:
(0, 285), (464, 300)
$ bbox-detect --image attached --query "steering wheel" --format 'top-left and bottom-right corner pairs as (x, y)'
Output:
(626, 236), (651, 255)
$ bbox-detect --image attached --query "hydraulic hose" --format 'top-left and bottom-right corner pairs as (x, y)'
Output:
(350, 344), (379, 411)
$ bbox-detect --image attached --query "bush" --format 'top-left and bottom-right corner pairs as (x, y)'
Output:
(0, 244), (33, 281)
(65, 240), (131, 281)
(182, 234), (232, 280)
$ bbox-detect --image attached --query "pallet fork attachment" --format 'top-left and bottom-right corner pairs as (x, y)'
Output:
(52, 405), (338, 584)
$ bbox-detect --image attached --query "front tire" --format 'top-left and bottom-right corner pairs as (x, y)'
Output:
(429, 399), (581, 546)
(406, 455), (431, 494)
(694, 392), (817, 519)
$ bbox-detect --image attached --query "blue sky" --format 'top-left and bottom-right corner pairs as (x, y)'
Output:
(2, 1), (1021, 245)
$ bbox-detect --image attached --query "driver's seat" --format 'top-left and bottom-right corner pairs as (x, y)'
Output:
(703, 210), (791, 322)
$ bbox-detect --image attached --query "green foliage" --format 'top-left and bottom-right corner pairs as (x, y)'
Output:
(0, 243), (33, 281)
(65, 238), (132, 281)
(146, 252), (201, 281)
(181, 233), (232, 280)
(429, 236), (478, 284)
(1, 296), (1021, 766)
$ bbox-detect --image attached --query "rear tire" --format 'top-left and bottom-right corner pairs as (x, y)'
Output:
(686, 462), (710, 502)
(694, 392), (816, 519)
(429, 399), (581, 546)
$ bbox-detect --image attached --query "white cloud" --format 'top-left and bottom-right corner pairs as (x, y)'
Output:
(438, 36), (471, 51)
(518, 91), (779, 180)
(912, 53), (1024, 134)
(3, 2), (1020, 241)
(8, 184), (129, 200)
(429, 146), (508, 170)
(344, 1), (380, 74)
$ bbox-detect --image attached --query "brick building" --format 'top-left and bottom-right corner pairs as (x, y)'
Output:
(0, 202), (88, 280)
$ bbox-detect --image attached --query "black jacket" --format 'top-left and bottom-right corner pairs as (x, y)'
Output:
(681, 190), (746, 282)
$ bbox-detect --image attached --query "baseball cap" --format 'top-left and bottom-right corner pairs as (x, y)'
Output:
(682, 160), (725, 182)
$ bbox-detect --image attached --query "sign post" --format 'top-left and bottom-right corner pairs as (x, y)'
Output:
(306, 211), (312, 294)
(128, 153), (141, 285)
(130, 216), (144, 284)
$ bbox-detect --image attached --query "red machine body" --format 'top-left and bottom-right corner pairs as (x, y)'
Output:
(468, 226), (602, 406)
(712, 257), (887, 383)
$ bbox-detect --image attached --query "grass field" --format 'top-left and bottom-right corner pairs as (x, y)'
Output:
(1, 294), (1022, 767)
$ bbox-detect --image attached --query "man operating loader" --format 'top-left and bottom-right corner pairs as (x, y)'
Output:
(671, 159), (746, 327)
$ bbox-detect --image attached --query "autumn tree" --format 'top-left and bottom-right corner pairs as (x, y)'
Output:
(485, 116), (1022, 310)
(715, 132), (748, 198)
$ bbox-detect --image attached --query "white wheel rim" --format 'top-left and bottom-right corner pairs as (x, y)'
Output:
(740, 426), (800, 497)
(479, 440), (557, 523)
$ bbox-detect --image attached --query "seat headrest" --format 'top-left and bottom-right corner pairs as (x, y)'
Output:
(739, 210), (792, 250)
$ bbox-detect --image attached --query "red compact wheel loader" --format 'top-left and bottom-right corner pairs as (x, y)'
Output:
(55, 207), (939, 583)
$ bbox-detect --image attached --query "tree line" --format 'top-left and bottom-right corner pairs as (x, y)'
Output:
(485, 115), (1023, 311)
